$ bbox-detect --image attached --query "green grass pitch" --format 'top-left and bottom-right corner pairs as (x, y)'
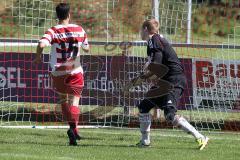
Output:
(0, 128), (239, 160)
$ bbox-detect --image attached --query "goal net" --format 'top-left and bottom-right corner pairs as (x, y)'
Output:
(0, 0), (239, 131)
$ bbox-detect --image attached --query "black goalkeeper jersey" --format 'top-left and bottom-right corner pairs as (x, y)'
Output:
(147, 34), (186, 88)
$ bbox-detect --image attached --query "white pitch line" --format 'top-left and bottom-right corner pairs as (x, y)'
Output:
(1, 126), (239, 141)
(81, 129), (240, 141)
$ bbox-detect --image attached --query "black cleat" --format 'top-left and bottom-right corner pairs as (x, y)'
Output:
(67, 129), (77, 146)
(75, 133), (82, 140)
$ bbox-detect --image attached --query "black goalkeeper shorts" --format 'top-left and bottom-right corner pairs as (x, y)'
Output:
(138, 87), (183, 114)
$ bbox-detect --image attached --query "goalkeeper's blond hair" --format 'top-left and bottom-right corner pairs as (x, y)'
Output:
(142, 19), (159, 34)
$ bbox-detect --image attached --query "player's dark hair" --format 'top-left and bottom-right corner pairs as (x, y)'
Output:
(142, 19), (159, 34)
(56, 3), (70, 20)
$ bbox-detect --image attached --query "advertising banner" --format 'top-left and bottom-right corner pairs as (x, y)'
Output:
(192, 59), (240, 111)
(0, 52), (192, 109)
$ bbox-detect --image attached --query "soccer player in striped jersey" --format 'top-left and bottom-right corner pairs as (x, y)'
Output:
(137, 19), (209, 150)
(34, 3), (89, 146)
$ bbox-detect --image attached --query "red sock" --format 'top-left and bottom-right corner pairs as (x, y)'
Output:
(61, 103), (69, 121)
(69, 106), (80, 135)
(61, 103), (80, 129)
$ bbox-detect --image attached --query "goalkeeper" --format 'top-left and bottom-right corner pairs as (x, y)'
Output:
(34, 3), (89, 146)
(136, 19), (209, 150)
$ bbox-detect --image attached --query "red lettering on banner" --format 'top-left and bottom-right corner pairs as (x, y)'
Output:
(230, 64), (240, 78)
(196, 61), (240, 88)
(216, 64), (227, 77)
(196, 61), (215, 88)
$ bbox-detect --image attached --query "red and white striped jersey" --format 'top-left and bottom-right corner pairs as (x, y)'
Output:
(39, 24), (89, 76)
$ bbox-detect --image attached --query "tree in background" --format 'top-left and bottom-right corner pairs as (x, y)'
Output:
(0, 0), (239, 39)
(0, 0), (53, 38)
